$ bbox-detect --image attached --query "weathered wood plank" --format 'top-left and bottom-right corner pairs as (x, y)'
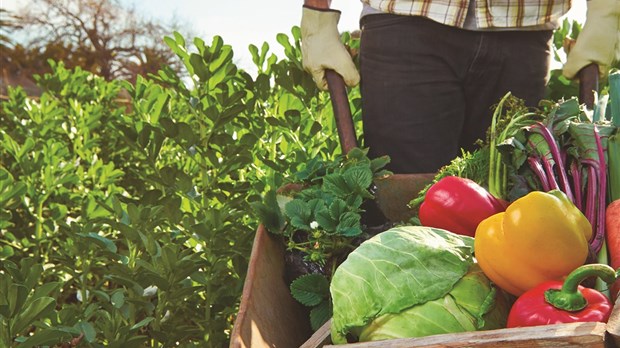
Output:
(229, 225), (312, 348)
(301, 319), (332, 348)
(607, 299), (620, 347)
(322, 322), (607, 348)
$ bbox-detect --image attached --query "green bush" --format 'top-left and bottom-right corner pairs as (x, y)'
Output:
(0, 28), (358, 347)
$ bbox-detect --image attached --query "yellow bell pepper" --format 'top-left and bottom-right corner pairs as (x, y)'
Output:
(474, 190), (592, 297)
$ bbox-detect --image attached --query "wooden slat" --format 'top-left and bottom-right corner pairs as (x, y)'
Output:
(301, 319), (332, 348)
(229, 225), (312, 348)
(322, 322), (607, 348)
(607, 299), (620, 347)
(373, 173), (435, 222)
(231, 210), (619, 348)
(232, 225), (618, 348)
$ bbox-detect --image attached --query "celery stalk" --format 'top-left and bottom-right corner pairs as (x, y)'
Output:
(608, 72), (619, 201)
(609, 72), (620, 127)
(608, 133), (620, 202)
(596, 239), (610, 297)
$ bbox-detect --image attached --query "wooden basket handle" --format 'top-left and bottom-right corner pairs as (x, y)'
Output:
(325, 70), (358, 153)
(578, 63), (599, 110)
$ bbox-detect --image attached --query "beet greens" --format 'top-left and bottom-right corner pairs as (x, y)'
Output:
(499, 98), (616, 254)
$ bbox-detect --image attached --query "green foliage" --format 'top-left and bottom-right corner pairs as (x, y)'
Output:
(546, 18), (582, 101)
(0, 20), (598, 347)
(290, 274), (331, 331)
(546, 18), (620, 101)
(252, 146), (389, 331)
(255, 148), (390, 266)
(0, 27), (358, 347)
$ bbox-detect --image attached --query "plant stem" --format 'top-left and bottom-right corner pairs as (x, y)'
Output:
(592, 126), (607, 254)
(532, 122), (574, 202)
(609, 72), (620, 126)
(584, 163), (598, 227)
(541, 156), (560, 190)
(35, 200), (44, 240)
(78, 251), (91, 312)
(488, 93), (509, 198)
(528, 157), (550, 191)
(608, 134), (620, 201)
(544, 263), (617, 311)
(1, 321), (10, 348)
(570, 161), (583, 211)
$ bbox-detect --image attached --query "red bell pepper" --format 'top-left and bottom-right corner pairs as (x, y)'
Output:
(507, 264), (618, 328)
(418, 176), (508, 237)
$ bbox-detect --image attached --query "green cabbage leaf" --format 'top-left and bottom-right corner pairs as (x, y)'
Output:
(329, 226), (508, 343)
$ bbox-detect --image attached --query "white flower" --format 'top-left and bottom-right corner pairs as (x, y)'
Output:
(76, 289), (89, 302)
(143, 285), (158, 297)
(161, 310), (172, 323)
(310, 221), (319, 229)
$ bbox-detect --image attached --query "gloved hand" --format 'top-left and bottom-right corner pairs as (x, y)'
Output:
(563, 0), (620, 79)
(301, 5), (360, 90)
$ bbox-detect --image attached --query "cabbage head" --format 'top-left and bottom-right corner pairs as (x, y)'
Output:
(330, 226), (509, 344)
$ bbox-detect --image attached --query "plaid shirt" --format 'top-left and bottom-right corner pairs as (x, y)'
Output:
(362, 0), (571, 28)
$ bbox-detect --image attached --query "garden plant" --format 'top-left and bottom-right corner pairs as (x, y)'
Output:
(0, 19), (606, 347)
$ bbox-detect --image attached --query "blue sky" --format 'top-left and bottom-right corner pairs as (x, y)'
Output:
(4, 0), (586, 73)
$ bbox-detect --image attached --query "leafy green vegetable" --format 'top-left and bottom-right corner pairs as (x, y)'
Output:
(487, 93), (544, 199)
(329, 226), (508, 343)
(497, 98), (617, 254)
(606, 72), (620, 202)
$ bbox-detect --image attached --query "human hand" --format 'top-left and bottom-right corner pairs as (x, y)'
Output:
(563, 0), (620, 79)
(300, 6), (360, 90)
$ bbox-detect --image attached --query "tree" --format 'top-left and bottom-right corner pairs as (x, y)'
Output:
(3, 0), (189, 82)
(0, 9), (18, 50)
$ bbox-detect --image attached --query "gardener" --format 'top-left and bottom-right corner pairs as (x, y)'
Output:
(300, 0), (619, 174)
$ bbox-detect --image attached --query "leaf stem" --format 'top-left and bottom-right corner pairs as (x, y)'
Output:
(591, 126), (607, 254)
(570, 161), (583, 211)
(532, 122), (574, 203)
(527, 156), (551, 191)
(488, 93), (509, 198)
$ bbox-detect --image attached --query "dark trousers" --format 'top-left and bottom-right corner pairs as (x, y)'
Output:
(360, 14), (553, 174)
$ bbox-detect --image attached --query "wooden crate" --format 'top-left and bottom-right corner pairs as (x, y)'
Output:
(229, 58), (608, 348)
(229, 224), (312, 348)
(230, 168), (619, 347)
(230, 222), (620, 348)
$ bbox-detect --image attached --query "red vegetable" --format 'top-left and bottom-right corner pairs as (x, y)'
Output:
(419, 176), (508, 237)
(607, 199), (620, 301)
(507, 264), (617, 328)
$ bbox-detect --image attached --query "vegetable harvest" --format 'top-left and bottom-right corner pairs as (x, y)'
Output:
(507, 264), (617, 328)
(474, 190), (592, 296)
(249, 74), (620, 345)
(418, 176), (508, 237)
(329, 226), (509, 344)
(492, 97), (616, 256)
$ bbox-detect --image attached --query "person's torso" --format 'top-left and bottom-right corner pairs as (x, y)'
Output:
(360, 0), (568, 30)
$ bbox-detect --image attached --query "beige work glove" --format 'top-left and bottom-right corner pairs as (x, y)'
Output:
(563, 0), (620, 79)
(301, 6), (360, 90)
